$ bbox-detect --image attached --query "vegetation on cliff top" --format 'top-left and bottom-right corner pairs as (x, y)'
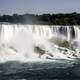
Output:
(0, 12), (80, 25)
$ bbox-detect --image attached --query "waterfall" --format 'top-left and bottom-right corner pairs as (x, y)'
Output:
(0, 24), (80, 62)
(0, 24), (77, 44)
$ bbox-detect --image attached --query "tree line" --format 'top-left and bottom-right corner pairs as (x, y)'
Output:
(0, 12), (80, 25)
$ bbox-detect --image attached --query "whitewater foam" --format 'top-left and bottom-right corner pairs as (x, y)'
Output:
(0, 24), (80, 62)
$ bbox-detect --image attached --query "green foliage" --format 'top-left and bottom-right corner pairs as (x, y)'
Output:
(0, 12), (80, 25)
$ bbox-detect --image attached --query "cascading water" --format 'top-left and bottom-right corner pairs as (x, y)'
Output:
(0, 23), (80, 62)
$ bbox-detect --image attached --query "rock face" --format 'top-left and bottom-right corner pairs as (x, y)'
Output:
(34, 46), (45, 58)
(0, 24), (80, 62)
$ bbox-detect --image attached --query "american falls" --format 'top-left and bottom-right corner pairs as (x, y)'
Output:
(0, 24), (80, 62)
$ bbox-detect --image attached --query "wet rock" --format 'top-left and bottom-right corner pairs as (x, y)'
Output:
(34, 46), (45, 58)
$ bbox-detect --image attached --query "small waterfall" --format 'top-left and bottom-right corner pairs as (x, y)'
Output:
(0, 24), (80, 62)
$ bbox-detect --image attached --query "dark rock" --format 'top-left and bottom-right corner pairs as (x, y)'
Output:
(34, 46), (45, 58)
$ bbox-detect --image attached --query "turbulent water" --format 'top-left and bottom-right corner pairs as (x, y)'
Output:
(0, 23), (80, 79)
(0, 24), (80, 62)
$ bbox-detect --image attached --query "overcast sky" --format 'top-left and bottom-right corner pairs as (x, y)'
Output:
(0, 0), (80, 15)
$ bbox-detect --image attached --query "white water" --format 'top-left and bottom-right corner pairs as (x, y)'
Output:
(0, 24), (80, 62)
